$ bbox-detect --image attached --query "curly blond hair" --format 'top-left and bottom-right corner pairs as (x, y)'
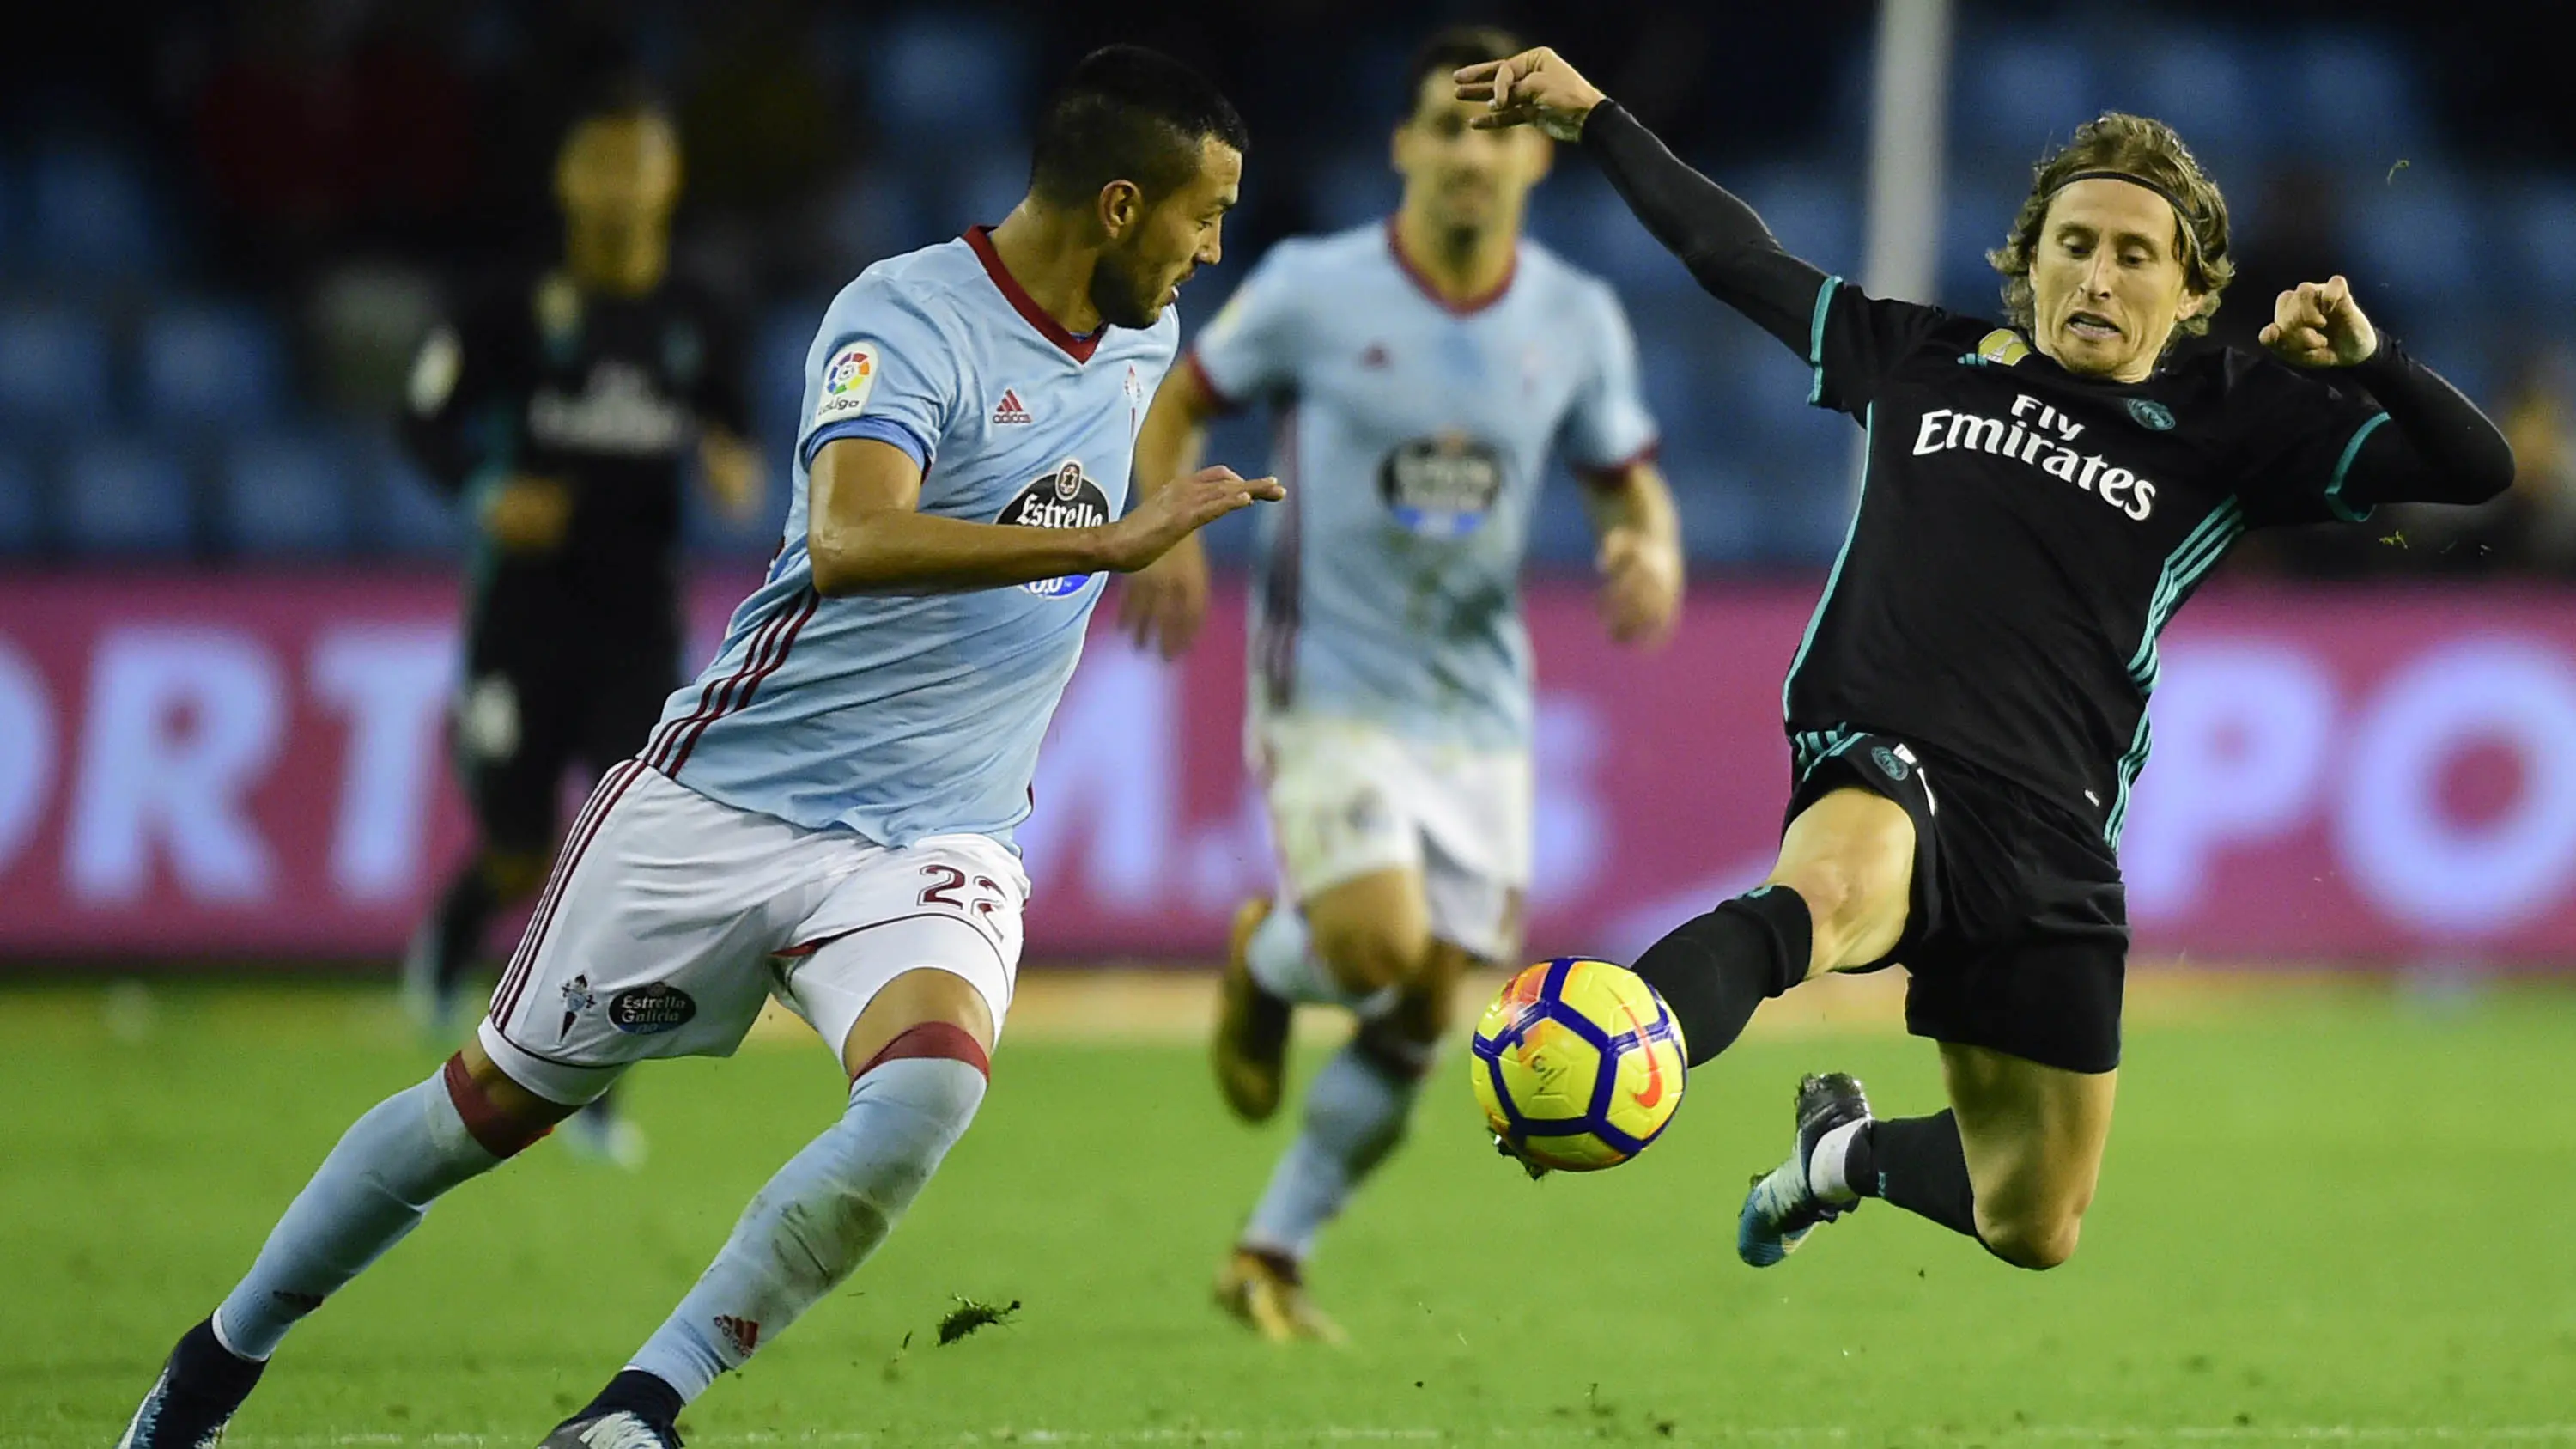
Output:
(1987, 113), (2234, 344)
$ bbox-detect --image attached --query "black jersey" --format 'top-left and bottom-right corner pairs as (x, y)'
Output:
(1784, 278), (2388, 845)
(403, 268), (750, 636)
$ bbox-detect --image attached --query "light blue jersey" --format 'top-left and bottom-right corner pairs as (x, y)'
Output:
(1191, 221), (1657, 749)
(644, 228), (1175, 849)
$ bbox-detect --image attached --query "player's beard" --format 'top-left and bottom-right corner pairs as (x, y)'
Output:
(1087, 240), (1163, 330)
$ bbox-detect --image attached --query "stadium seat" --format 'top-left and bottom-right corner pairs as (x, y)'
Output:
(1305, 149), (1399, 234)
(2125, 31), (2268, 163)
(2348, 176), (2477, 317)
(1937, 173), (2026, 314)
(2293, 33), (2422, 161)
(140, 302), (288, 430)
(683, 451), (783, 560)
(58, 439), (193, 556)
(0, 447), (43, 554)
(1525, 172), (1650, 289)
(0, 305), (113, 431)
(954, 149), (1037, 234)
(752, 304), (823, 464)
(869, 15), (1031, 148)
(2513, 182), (2576, 305)
(816, 164), (932, 275)
(217, 431), (356, 557)
(1668, 462), (1768, 567)
(25, 142), (161, 279)
(362, 426), (471, 557)
(1737, 166), (1863, 281)
(1953, 33), (2095, 154)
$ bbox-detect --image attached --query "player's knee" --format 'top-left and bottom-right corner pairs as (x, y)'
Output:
(1765, 858), (1859, 970)
(1309, 914), (1431, 995)
(477, 848), (550, 900)
(444, 1046), (580, 1159)
(1767, 856), (1902, 974)
(1975, 1204), (2085, 1270)
(838, 967), (998, 1082)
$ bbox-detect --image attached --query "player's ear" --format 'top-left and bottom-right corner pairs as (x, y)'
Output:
(1097, 179), (1146, 241)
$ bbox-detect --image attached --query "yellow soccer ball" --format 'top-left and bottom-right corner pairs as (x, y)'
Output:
(1470, 956), (1688, 1174)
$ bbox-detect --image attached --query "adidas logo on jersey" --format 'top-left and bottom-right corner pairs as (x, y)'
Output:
(992, 389), (1034, 426)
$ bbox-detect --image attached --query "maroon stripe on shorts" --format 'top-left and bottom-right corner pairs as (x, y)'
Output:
(489, 757), (647, 1029)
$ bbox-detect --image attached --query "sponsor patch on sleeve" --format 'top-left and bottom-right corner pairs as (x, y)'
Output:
(811, 339), (880, 429)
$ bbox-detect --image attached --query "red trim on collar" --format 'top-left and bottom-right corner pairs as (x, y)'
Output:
(1384, 216), (1517, 316)
(965, 225), (1103, 363)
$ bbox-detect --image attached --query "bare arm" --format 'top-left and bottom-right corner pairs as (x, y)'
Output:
(1581, 461), (1685, 648)
(1117, 359), (1235, 658)
(805, 435), (1278, 598)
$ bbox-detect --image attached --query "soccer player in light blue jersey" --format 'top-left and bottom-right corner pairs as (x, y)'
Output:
(118, 48), (1274, 1449)
(1125, 27), (1685, 1342)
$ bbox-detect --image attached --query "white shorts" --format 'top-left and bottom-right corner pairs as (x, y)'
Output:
(1251, 712), (1531, 963)
(477, 760), (1028, 1105)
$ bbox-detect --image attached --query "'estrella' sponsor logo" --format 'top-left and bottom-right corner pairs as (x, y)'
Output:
(999, 460), (1110, 597)
(608, 983), (696, 1034)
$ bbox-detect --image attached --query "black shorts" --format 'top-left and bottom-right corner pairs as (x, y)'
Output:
(1785, 728), (2129, 1074)
(452, 620), (677, 853)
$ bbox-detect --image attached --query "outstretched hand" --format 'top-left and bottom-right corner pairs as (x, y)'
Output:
(1454, 47), (1605, 142)
(2259, 276), (2379, 368)
(1102, 465), (1281, 575)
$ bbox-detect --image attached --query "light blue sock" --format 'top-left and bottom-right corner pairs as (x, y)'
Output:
(626, 1054), (987, 1403)
(213, 1072), (499, 1360)
(1240, 1035), (1425, 1263)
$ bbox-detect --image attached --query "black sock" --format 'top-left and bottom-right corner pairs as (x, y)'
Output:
(1630, 886), (1811, 1067)
(426, 866), (499, 992)
(579, 1367), (683, 1427)
(1853, 1111), (1983, 1243)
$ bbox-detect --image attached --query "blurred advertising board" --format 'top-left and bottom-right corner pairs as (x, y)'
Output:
(3, 573), (2573, 966)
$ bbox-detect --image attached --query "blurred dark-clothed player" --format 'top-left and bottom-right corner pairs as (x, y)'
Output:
(399, 82), (760, 1166)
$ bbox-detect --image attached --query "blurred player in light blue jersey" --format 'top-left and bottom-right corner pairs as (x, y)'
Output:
(118, 48), (1274, 1449)
(1126, 26), (1683, 1342)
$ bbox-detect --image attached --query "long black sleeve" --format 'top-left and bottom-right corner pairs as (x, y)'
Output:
(2337, 333), (2517, 507)
(1579, 100), (1832, 353)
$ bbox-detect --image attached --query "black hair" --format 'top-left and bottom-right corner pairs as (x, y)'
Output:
(1400, 24), (1524, 117)
(1028, 45), (1248, 210)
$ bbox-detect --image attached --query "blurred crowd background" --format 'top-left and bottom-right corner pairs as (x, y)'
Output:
(4, 0), (2572, 578)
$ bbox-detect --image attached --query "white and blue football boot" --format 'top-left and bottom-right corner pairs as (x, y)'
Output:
(1737, 1072), (1872, 1267)
(536, 1409), (683, 1449)
(116, 1318), (264, 1449)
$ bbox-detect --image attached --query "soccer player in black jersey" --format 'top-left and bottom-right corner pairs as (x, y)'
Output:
(400, 85), (759, 1166)
(1460, 51), (2513, 1269)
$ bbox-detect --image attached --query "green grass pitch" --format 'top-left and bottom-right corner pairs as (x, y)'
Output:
(4, 978), (2575, 1447)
